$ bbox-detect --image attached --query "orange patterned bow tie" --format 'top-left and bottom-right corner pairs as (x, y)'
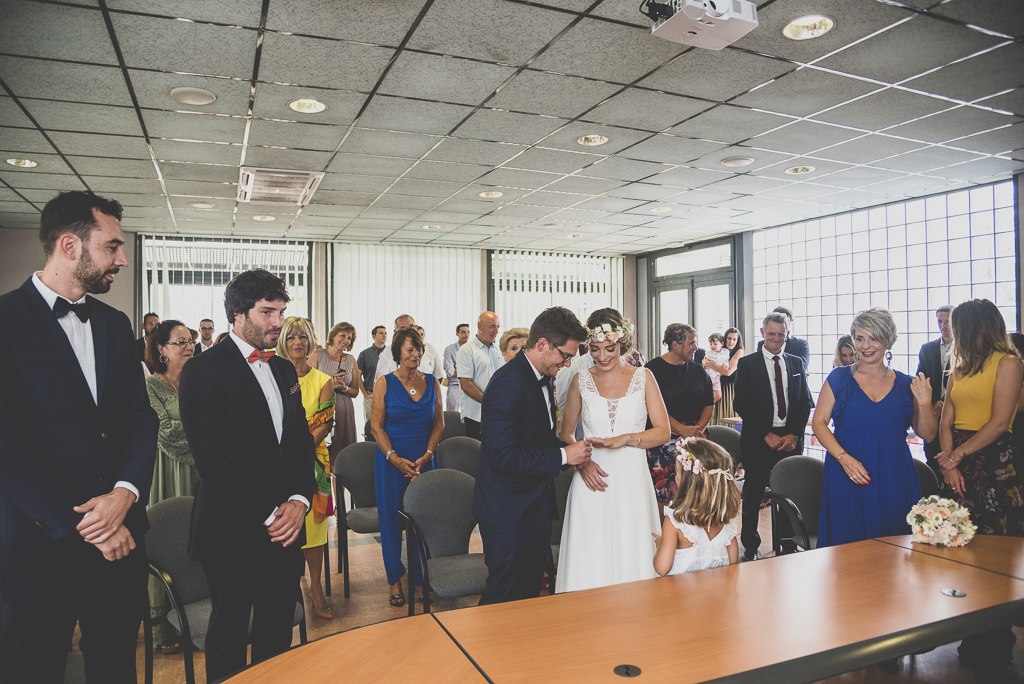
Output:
(248, 349), (276, 363)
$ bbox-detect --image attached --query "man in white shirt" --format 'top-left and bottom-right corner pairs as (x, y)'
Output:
(0, 191), (158, 683)
(458, 312), (505, 439)
(443, 323), (471, 411)
(374, 314), (443, 384)
(194, 318), (215, 354)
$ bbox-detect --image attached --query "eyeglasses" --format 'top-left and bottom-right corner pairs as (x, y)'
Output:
(200, 326), (214, 332)
(164, 339), (195, 348)
(554, 347), (575, 363)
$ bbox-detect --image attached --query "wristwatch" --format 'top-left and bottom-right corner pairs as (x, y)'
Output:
(425, 449), (434, 457)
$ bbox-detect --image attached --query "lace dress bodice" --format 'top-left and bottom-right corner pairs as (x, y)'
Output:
(578, 366), (648, 438)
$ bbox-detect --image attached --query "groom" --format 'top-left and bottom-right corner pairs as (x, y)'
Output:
(473, 306), (592, 604)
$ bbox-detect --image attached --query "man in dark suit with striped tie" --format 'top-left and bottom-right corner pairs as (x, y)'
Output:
(916, 305), (953, 480)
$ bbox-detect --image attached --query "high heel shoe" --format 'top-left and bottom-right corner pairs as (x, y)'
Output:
(307, 590), (333, 620)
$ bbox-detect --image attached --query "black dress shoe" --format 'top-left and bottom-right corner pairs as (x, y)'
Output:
(742, 550), (760, 562)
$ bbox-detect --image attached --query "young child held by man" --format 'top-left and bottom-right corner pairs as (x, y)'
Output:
(703, 333), (731, 404)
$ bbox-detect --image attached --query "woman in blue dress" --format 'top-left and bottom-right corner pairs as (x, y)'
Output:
(370, 328), (444, 607)
(813, 308), (938, 546)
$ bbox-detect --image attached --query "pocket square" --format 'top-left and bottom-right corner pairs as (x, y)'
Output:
(290, 383), (300, 395)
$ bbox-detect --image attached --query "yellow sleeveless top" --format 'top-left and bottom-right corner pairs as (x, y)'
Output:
(951, 352), (1017, 432)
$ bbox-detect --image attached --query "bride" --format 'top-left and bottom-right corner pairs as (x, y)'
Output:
(555, 309), (670, 593)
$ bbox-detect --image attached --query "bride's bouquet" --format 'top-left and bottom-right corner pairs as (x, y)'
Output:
(906, 495), (977, 547)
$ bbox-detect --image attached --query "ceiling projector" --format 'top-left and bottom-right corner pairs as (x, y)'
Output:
(643, 0), (759, 50)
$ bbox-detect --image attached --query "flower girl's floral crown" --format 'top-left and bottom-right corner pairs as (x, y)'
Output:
(675, 436), (734, 480)
(587, 322), (634, 344)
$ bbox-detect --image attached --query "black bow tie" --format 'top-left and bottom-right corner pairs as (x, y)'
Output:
(53, 297), (91, 323)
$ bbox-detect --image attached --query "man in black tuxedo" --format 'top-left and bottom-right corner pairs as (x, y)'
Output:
(0, 191), (158, 683)
(179, 269), (315, 681)
(733, 312), (814, 560)
(916, 305), (953, 479)
(474, 307), (592, 604)
(756, 306), (810, 373)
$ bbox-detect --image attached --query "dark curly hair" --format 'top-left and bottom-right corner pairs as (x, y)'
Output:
(39, 191), (123, 258)
(526, 307), (588, 351)
(223, 269), (290, 327)
(146, 319), (187, 373)
(391, 328), (425, 363)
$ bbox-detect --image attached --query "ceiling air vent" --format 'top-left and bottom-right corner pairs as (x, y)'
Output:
(238, 167), (324, 206)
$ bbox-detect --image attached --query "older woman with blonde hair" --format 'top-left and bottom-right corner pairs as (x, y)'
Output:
(813, 308), (936, 547)
(311, 321), (361, 464)
(278, 316), (335, 619)
(499, 327), (530, 363)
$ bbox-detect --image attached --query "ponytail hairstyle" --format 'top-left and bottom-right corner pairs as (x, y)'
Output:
(669, 438), (740, 528)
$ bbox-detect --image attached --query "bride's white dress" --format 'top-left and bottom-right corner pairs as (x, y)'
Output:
(555, 366), (661, 593)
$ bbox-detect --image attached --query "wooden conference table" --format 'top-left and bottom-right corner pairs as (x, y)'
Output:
(225, 536), (1024, 683)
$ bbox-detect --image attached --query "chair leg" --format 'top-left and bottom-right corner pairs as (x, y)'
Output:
(183, 640), (196, 684)
(406, 525), (416, 618)
(143, 614), (154, 684)
(323, 542), (332, 597)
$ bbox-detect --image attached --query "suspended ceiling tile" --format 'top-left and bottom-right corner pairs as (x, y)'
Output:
(487, 70), (622, 119)
(874, 145), (986, 173)
(531, 18), (685, 85)
(152, 140), (240, 165)
(453, 109), (567, 146)
(0, 97), (36, 129)
(714, 195), (791, 212)
(319, 173), (397, 193)
(731, 0), (913, 63)
(452, 184), (531, 202)
(4, 1), (119, 64)
(469, 215), (528, 228)
(143, 111), (246, 142)
(171, 207), (232, 220)
(756, 182), (853, 201)
(817, 14), (1001, 85)
(360, 207), (421, 221)
(700, 174), (791, 195)
(120, 217), (175, 230)
(377, 52), (516, 106)
(171, 220), (234, 231)
(583, 156), (670, 182)
(515, 191), (586, 208)
(159, 162), (238, 183)
(164, 179), (238, 198)
(640, 48), (793, 103)
(603, 183), (681, 201)
(389, 178), (464, 198)
(689, 145), (793, 173)
(600, 212), (655, 226)
(358, 97), (474, 136)
(546, 207), (611, 222)
(812, 134), (925, 165)
(301, 204), (363, 218)
(259, 33), (394, 91)
(0, 58), (132, 108)
(265, 0), (427, 45)
(434, 198), (499, 215)
(247, 119), (345, 151)
(950, 122), (1024, 155)
(887, 106), (1021, 144)
(327, 154), (416, 176)
(252, 84), (363, 126)
(0, 153), (74, 176)
(427, 139), (526, 166)
(543, 175), (626, 195)
(419, 210), (480, 224)
(122, 205), (172, 219)
(572, 196), (645, 212)
(339, 128), (441, 159)
(112, 14), (258, 79)
(926, 155), (1024, 181)
(653, 166), (733, 189)
(931, 0), (1024, 40)
(242, 147), (333, 170)
(617, 135), (725, 165)
(904, 43), (1024, 103)
(750, 121), (863, 156)
(811, 165), (906, 189)
(116, 194), (172, 207)
(130, 71), (252, 116)
(23, 101), (143, 137)
(0, 127), (56, 156)
(408, 0), (576, 64)
(347, 218), (407, 230)
(506, 147), (599, 174)
(403, 161), (491, 183)
(313, 189), (378, 205)
(83, 176), (163, 194)
(668, 106), (792, 144)
(0, 170), (86, 191)
(492, 203), (555, 218)
(811, 88), (951, 131)
(582, 88), (710, 132)
(292, 214), (350, 227)
(107, 0), (263, 25)
(819, 189), (895, 208)
(67, 156), (156, 178)
(752, 158), (854, 181)
(589, 0), (649, 26)
(731, 68), (882, 118)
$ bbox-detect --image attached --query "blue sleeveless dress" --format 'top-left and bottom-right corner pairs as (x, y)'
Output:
(375, 373), (436, 586)
(818, 366), (922, 547)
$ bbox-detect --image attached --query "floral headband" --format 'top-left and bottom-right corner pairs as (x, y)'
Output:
(588, 322), (634, 345)
(676, 436), (735, 521)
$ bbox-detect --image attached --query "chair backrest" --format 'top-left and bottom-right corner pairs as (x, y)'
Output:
(706, 425), (742, 470)
(441, 411), (467, 442)
(145, 496), (209, 605)
(915, 458), (940, 497)
(403, 469), (477, 558)
(768, 456), (824, 537)
(551, 467), (575, 545)
(364, 418), (375, 442)
(335, 442), (378, 509)
(436, 436), (481, 477)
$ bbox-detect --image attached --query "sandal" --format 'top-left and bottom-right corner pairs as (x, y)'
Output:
(160, 643), (183, 655)
(389, 593), (405, 607)
(416, 591), (427, 602)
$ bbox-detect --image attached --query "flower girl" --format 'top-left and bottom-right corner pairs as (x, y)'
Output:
(653, 438), (742, 576)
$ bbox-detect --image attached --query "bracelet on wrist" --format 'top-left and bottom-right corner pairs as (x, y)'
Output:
(836, 451), (847, 461)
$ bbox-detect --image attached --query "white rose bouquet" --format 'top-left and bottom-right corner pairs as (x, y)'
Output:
(906, 495), (977, 547)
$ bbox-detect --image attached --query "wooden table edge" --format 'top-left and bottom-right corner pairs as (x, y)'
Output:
(871, 537), (1024, 581)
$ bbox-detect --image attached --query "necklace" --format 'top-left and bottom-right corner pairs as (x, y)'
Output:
(409, 388), (417, 395)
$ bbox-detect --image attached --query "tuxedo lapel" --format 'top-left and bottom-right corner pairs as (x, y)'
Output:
(269, 358), (295, 436)
(223, 338), (277, 438)
(519, 354), (553, 440)
(89, 298), (108, 406)
(20, 280), (95, 407)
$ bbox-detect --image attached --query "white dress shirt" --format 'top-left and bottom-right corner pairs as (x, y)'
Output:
(32, 272), (139, 503)
(198, 340), (214, 353)
(228, 331), (309, 523)
(457, 336), (506, 422)
(524, 355), (568, 465)
(939, 340), (952, 399)
(760, 345), (790, 428)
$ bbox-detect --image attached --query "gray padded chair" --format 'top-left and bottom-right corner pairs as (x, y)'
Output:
(706, 425), (743, 477)
(334, 441), (380, 598)
(436, 436), (481, 477)
(766, 456), (823, 554)
(144, 497), (306, 684)
(400, 469), (488, 616)
(441, 410), (467, 442)
(548, 467), (575, 587)
(915, 458), (941, 497)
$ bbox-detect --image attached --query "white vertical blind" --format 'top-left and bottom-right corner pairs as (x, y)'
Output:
(491, 251), (624, 329)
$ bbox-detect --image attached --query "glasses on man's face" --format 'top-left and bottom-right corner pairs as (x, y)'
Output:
(554, 347), (575, 363)
(165, 339), (195, 348)
(200, 327), (214, 332)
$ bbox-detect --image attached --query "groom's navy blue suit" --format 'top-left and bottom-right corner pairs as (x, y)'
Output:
(473, 350), (565, 604)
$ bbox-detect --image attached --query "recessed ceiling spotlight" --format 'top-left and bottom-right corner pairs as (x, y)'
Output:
(422, 224), (442, 230)
(288, 98), (327, 114)
(721, 156), (755, 168)
(252, 215), (276, 222)
(576, 134), (609, 147)
(170, 87), (217, 106)
(785, 166), (815, 175)
(567, 233), (584, 239)
(5, 158), (38, 167)
(782, 15), (835, 40)
(478, 191), (503, 198)
(543, 223), (563, 229)
(650, 206), (673, 214)
(189, 201), (217, 209)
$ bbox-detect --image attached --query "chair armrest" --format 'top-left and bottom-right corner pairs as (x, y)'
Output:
(765, 491), (812, 551)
